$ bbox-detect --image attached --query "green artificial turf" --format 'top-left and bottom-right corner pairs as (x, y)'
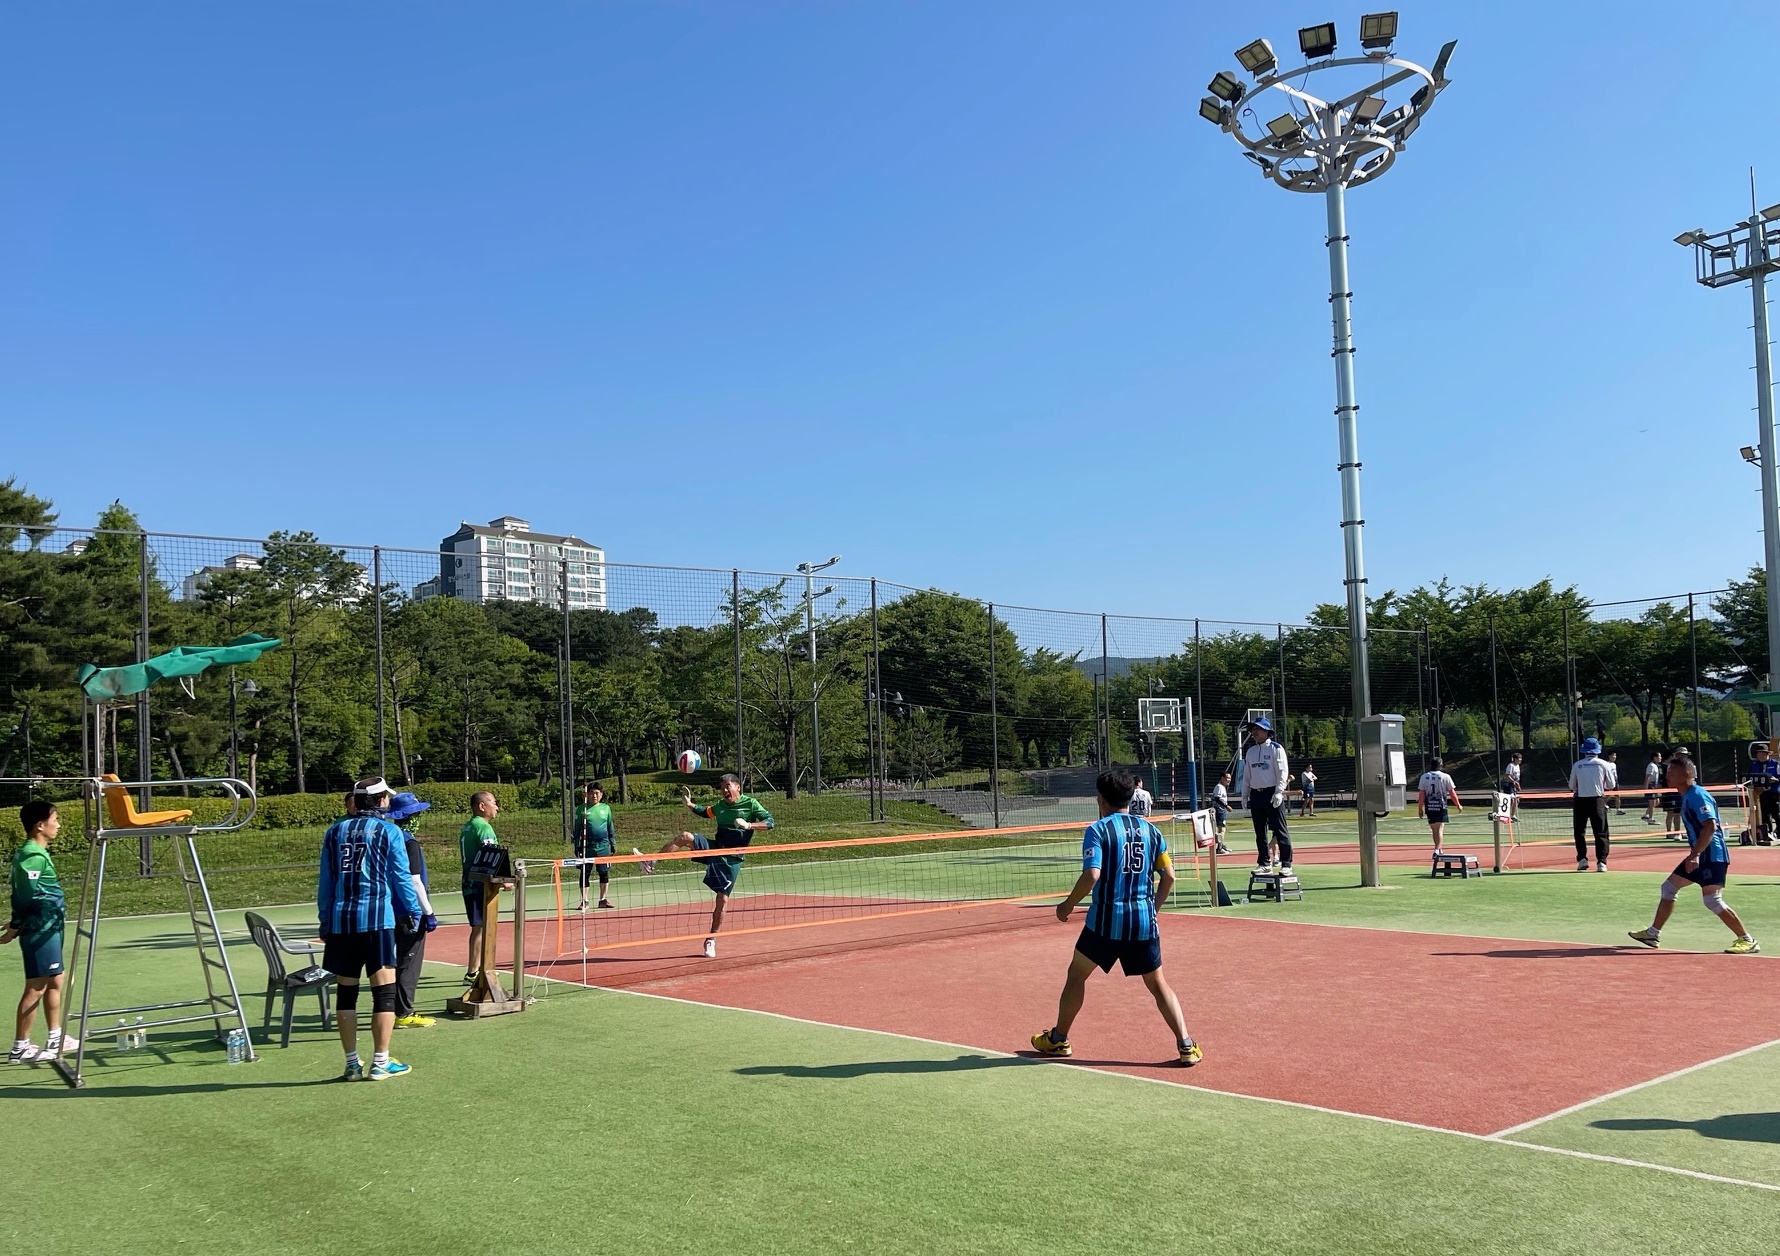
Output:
(4, 919), (1779, 1256)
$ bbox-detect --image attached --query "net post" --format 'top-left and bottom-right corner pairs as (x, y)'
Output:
(512, 861), (527, 1008)
(553, 860), (564, 957)
(988, 602), (1000, 831)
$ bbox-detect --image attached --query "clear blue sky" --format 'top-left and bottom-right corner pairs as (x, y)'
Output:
(5, 1), (1778, 621)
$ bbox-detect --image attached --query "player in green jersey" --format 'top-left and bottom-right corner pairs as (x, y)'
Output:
(645, 774), (775, 957)
(572, 782), (617, 912)
(5, 800), (77, 1065)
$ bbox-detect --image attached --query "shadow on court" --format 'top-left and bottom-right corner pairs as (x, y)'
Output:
(0, 1077), (341, 1100)
(1430, 947), (1635, 960)
(1591, 1113), (1780, 1144)
(736, 1054), (1033, 1080)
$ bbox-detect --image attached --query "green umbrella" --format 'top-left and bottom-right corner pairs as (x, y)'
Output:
(77, 634), (283, 700)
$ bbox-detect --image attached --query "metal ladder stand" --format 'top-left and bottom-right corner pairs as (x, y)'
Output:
(53, 773), (261, 1088)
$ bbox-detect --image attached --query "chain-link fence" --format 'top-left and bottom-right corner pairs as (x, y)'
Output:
(2, 523), (1773, 853)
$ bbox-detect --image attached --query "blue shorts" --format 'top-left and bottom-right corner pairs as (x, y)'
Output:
(19, 930), (63, 981)
(690, 835), (742, 897)
(321, 929), (399, 979)
(1676, 856), (1731, 887)
(461, 887), (486, 927)
(1075, 927), (1162, 977)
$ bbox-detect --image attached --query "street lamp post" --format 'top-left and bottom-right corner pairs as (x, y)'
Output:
(796, 555), (841, 794)
(228, 672), (258, 781)
(1677, 202), (1780, 688)
(1199, 12), (1455, 887)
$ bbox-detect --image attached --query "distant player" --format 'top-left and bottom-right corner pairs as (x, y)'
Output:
(1416, 757), (1462, 855)
(572, 781), (617, 911)
(1605, 750), (1624, 814)
(1211, 772), (1233, 855)
(4, 801), (77, 1065)
(459, 791), (500, 987)
(1501, 751), (1523, 821)
(1128, 778), (1153, 817)
(1662, 748), (1688, 839)
(1745, 743), (1779, 846)
(1031, 771), (1200, 1067)
(1569, 737), (1616, 872)
(1628, 753), (1760, 955)
(1640, 751), (1662, 825)
(1298, 764), (1317, 817)
(648, 774), (775, 958)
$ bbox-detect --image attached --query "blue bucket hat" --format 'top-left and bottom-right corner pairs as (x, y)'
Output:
(1249, 716), (1272, 732)
(386, 791), (431, 823)
(1580, 737), (1602, 756)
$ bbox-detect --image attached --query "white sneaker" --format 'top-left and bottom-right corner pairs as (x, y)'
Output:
(702, 938), (717, 959)
(1577, 860), (1590, 872)
(1279, 866), (1295, 878)
(634, 847), (656, 874)
(45, 1035), (78, 1054)
(7, 1043), (42, 1065)
(1254, 864), (1272, 876)
(1596, 862), (1608, 872)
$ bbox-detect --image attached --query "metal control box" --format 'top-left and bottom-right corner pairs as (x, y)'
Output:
(1358, 714), (1407, 815)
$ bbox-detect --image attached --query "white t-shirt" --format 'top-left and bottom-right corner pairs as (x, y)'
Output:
(1569, 757), (1617, 798)
(1644, 762), (1661, 788)
(1129, 785), (1153, 816)
(1418, 770), (1457, 809)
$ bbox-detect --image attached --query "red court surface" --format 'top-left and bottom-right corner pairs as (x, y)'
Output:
(568, 914), (1780, 1136)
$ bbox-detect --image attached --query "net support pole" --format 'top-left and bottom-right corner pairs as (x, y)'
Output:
(1277, 623), (1288, 757)
(136, 531), (153, 877)
(560, 556), (573, 847)
(732, 570), (745, 782)
(1490, 614), (1502, 788)
(373, 546), (386, 779)
(870, 578), (883, 822)
(988, 602), (1000, 830)
(1100, 613), (1110, 768)
(1194, 618), (1203, 798)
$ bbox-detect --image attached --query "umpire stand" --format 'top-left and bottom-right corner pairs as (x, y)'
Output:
(54, 773), (261, 1088)
(446, 858), (528, 1020)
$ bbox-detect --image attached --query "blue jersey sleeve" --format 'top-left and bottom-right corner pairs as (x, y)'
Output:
(317, 826), (339, 924)
(1081, 824), (1104, 870)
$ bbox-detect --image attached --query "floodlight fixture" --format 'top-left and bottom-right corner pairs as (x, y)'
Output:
(1358, 11), (1398, 48)
(1199, 97), (1226, 124)
(1352, 95), (1386, 124)
(1762, 204), (1780, 223)
(1266, 113), (1303, 144)
(1742, 446), (1760, 465)
(1298, 22), (1338, 59)
(1208, 71), (1243, 102)
(1675, 230), (1704, 246)
(1235, 38), (1277, 75)
(1431, 39), (1457, 82)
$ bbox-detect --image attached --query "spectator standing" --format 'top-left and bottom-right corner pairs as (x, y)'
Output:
(387, 792), (438, 1030)
(1662, 748), (1689, 839)
(1501, 751), (1523, 821)
(459, 792), (500, 987)
(1298, 764), (1318, 818)
(1569, 738), (1618, 872)
(1210, 772), (1234, 855)
(1605, 750), (1624, 814)
(1640, 751), (1663, 825)
(1746, 743), (1780, 845)
(1242, 718), (1292, 876)
(318, 777), (424, 1080)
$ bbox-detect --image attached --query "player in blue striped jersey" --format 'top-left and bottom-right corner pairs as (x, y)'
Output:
(1032, 771), (1201, 1066)
(318, 777), (426, 1080)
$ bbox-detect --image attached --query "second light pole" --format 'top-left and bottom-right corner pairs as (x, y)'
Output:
(797, 555), (841, 794)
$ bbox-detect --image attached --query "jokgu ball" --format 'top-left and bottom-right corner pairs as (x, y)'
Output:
(677, 749), (702, 774)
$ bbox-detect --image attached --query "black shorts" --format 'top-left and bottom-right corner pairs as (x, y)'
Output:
(1075, 927), (1162, 977)
(1675, 856), (1732, 887)
(321, 929), (399, 979)
(461, 887), (486, 926)
(1425, 806), (1448, 827)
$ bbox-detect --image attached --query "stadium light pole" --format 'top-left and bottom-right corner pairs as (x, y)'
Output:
(1199, 14), (1455, 887)
(1676, 201), (1780, 689)
(797, 555), (842, 793)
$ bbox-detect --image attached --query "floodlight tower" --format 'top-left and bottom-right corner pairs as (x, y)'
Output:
(1676, 204), (1780, 690)
(797, 555), (841, 793)
(1199, 13), (1455, 887)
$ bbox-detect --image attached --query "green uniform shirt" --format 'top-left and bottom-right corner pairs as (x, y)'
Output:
(8, 840), (64, 939)
(691, 794), (775, 847)
(460, 815), (498, 891)
(573, 802), (615, 852)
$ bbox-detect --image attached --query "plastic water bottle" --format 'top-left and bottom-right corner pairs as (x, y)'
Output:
(115, 1019), (131, 1051)
(133, 1016), (148, 1050)
(225, 1028), (245, 1064)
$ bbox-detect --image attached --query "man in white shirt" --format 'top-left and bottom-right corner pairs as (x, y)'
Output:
(1210, 772), (1233, 855)
(1242, 717), (1292, 875)
(1640, 751), (1662, 825)
(1417, 757), (1462, 855)
(1298, 764), (1318, 818)
(1129, 779), (1154, 817)
(1569, 737), (1618, 872)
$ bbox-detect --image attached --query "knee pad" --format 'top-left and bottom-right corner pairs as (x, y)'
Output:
(1658, 880), (1679, 902)
(371, 983), (398, 1014)
(1703, 892), (1728, 915)
(336, 981), (361, 1011)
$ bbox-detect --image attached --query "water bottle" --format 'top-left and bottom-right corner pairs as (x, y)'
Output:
(133, 1016), (148, 1050)
(115, 1019), (131, 1052)
(226, 1028), (245, 1064)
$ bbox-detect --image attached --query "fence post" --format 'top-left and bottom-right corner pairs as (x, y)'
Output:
(1689, 592), (1702, 761)
(1100, 613), (1110, 767)
(732, 570), (745, 782)
(1490, 613), (1502, 783)
(988, 602), (1000, 830)
(1194, 618), (1203, 795)
(870, 578), (882, 821)
(136, 531), (153, 876)
(1562, 607), (1574, 756)
(373, 546), (386, 779)
(1277, 624), (1288, 755)
(560, 555), (573, 847)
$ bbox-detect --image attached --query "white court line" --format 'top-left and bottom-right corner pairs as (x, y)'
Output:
(1490, 1038), (1780, 1138)
(587, 982), (1780, 1195)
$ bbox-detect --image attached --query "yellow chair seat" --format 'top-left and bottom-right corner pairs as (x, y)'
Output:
(100, 774), (194, 829)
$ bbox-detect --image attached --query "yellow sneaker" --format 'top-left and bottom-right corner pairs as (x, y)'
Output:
(395, 1014), (436, 1029)
(1179, 1039), (1204, 1067)
(1626, 928), (1660, 949)
(1724, 936), (1761, 955)
(1031, 1029), (1072, 1057)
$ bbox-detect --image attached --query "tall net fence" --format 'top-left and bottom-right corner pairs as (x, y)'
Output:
(3, 521), (1774, 888)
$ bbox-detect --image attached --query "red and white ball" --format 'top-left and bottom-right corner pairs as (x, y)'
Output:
(677, 749), (702, 774)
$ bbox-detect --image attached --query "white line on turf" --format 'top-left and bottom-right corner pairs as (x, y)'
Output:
(1488, 1037), (1780, 1138)
(1489, 1140), (1780, 1193)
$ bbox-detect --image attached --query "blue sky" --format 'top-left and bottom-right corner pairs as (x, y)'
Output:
(5, 1), (1778, 622)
